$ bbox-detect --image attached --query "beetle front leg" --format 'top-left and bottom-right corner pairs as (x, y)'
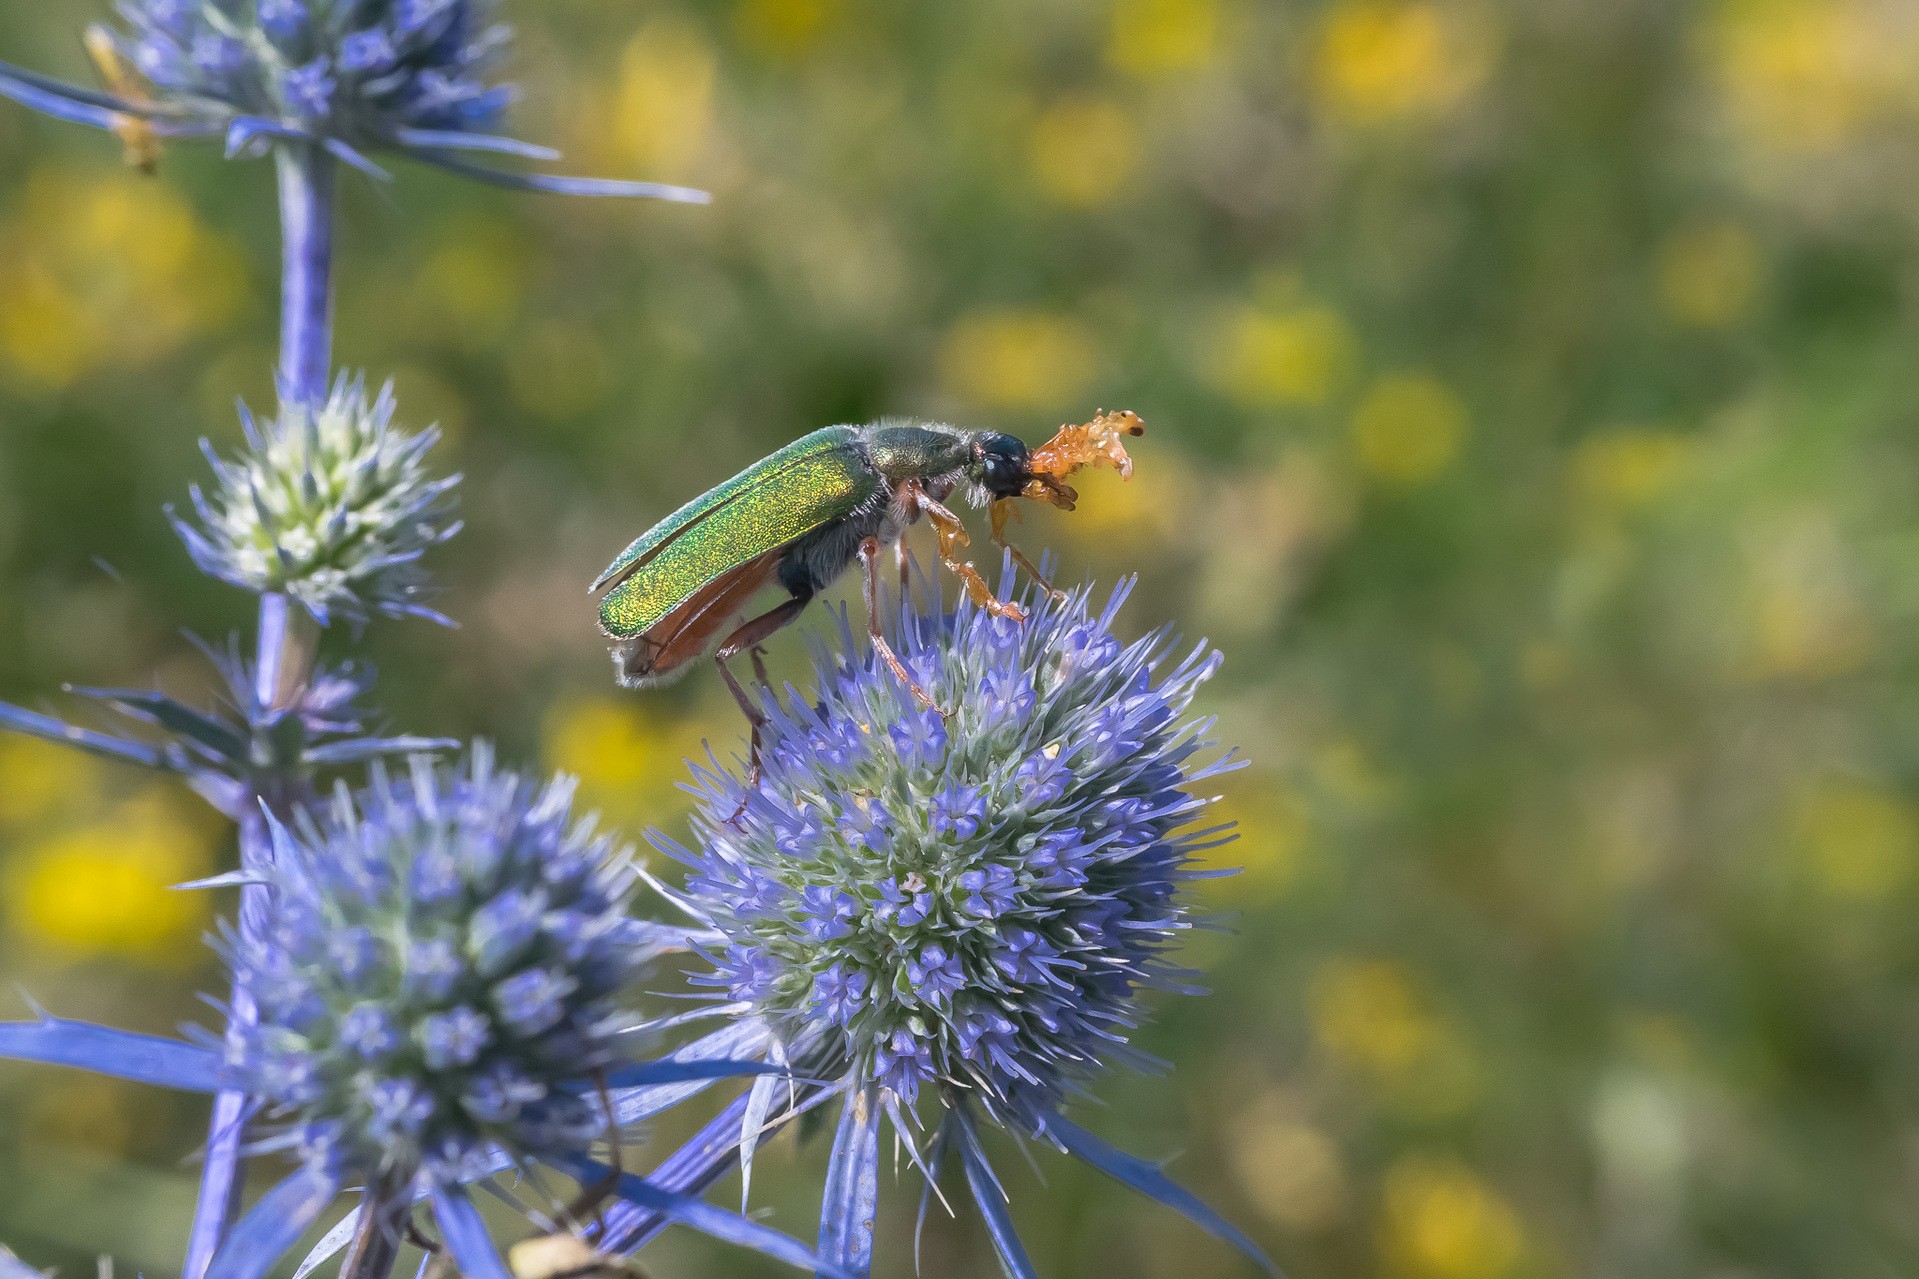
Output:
(907, 488), (1028, 622)
(989, 498), (1062, 600)
(858, 537), (942, 714)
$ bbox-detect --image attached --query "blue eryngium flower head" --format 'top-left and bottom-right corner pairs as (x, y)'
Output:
(0, 745), (855, 1279)
(118, 0), (512, 139)
(674, 577), (1224, 1125)
(227, 746), (647, 1182)
(650, 576), (1275, 1276)
(0, 1), (708, 199)
(173, 373), (461, 626)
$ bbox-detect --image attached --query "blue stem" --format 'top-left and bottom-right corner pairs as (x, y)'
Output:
(276, 143), (335, 408)
(182, 147), (337, 1279)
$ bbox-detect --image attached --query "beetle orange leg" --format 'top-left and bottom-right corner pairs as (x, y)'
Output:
(989, 498), (1061, 600)
(715, 595), (812, 797)
(749, 645), (773, 691)
(858, 537), (942, 714)
(907, 490), (1027, 622)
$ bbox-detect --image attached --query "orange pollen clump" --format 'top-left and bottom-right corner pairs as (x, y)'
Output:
(1021, 409), (1145, 510)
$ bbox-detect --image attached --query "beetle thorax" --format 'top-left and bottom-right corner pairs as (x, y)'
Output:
(860, 422), (974, 487)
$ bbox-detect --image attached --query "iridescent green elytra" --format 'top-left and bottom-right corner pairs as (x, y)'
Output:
(589, 412), (1145, 767)
(591, 426), (874, 643)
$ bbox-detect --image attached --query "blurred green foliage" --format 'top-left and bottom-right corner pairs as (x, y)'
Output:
(6, 0), (1919, 1275)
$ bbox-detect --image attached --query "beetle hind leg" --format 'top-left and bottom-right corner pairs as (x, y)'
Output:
(714, 594), (812, 809)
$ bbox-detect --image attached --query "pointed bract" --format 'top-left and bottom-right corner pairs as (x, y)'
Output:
(0, 1014), (224, 1092)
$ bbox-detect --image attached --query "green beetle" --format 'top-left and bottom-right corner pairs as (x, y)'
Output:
(589, 410), (1143, 761)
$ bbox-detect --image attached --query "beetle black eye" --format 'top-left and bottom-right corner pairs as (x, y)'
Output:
(976, 433), (1030, 498)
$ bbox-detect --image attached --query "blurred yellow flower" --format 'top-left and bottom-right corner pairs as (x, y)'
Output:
(1744, 514), (1873, 680)
(592, 17), (715, 179)
(1027, 97), (1142, 209)
(937, 308), (1098, 411)
(1311, 958), (1480, 1115)
(1314, 2), (1493, 126)
(1709, 1), (1889, 154)
(4, 791), (212, 963)
(1658, 220), (1762, 330)
(0, 169), (243, 390)
(734, 0), (839, 58)
(1379, 1155), (1526, 1279)
(1212, 304), (1357, 408)
(1202, 780), (1311, 902)
(1793, 779), (1917, 900)
(1229, 1093), (1350, 1231)
(1350, 372), (1467, 486)
(544, 697), (699, 832)
(387, 364), (471, 447)
(1311, 736), (1395, 811)
(1108, 0), (1219, 77)
(414, 218), (526, 347)
(0, 737), (105, 829)
(1312, 959), (1436, 1077)
(1572, 427), (1693, 509)
(1049, 433), (1199, 553)
(0, 259), (94, 388)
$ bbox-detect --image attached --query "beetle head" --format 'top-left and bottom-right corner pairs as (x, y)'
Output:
(972, 432), (1033, 500)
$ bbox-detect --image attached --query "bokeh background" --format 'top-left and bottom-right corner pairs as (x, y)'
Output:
(3, 0), (1918, 1275)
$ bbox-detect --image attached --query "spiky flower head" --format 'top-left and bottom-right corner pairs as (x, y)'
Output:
(665, 576), (1232, 1130)
(226, 746), (650, 1183)
(113, 0), (512, 146)
(174, 374), (460, 626)
(644, 576), (1273, 1276)
(1, 2), (709, 198)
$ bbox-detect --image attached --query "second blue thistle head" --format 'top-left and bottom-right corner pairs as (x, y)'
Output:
(227, 745), (651, 1184)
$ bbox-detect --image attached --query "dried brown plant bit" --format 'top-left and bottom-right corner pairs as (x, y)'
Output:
(1022, 409), (1146, 509)
(85, 25), (161, 174)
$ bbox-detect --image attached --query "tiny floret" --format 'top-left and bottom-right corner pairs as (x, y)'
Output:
(226, 746), (647, 1182)
(174, 374), (460, 626)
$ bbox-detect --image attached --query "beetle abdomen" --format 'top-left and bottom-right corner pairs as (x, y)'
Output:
(777, 495), (891, 600)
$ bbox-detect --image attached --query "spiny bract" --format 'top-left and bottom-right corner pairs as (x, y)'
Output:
(174, 373), (460, 625)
